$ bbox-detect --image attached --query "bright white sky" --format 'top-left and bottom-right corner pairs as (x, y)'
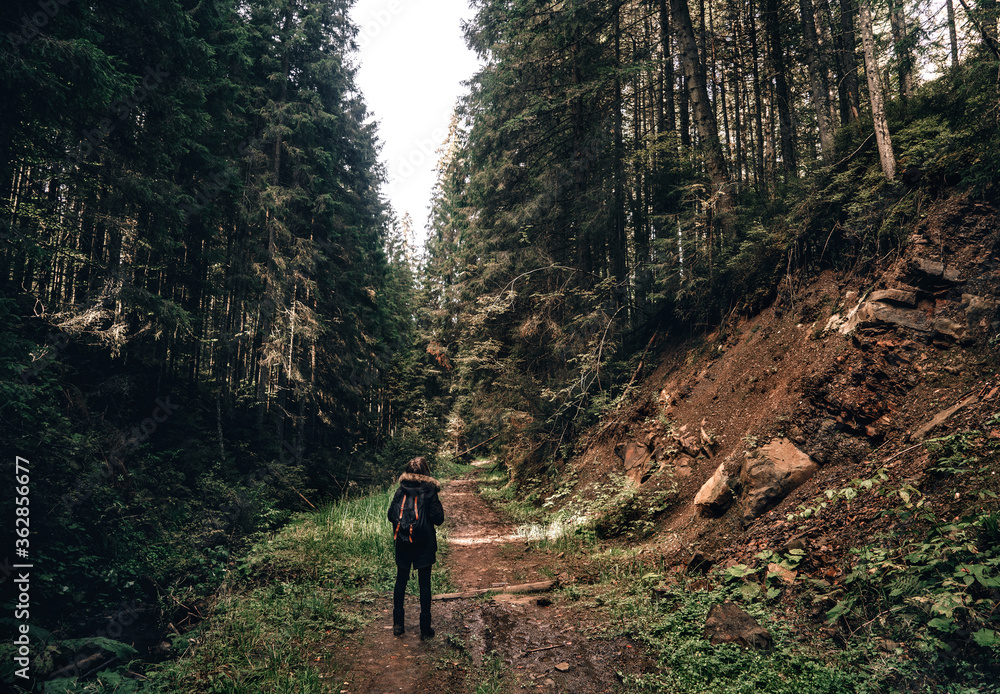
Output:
(350, 0), (482, 243)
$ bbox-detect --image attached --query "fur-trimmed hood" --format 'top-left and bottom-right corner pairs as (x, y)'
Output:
(398, 472), (440, 490)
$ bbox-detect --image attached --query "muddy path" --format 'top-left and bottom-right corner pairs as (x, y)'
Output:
(327, 470), (646, 694)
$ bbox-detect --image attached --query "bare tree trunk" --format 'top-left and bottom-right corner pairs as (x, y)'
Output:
(814, 0), (840, 127)
(837, 0), (861, 124)
(748, 0), (766, 188)
(763, 0), (797, 176)
(799, 0), (836, 162)
(670, 0), (732, 212)
(859, 0), (897, 181)
(660, 0), (677, 139)
(611, 4), (627, 304)
(889, 0), (914, 99)
(946, 0), (960, 66)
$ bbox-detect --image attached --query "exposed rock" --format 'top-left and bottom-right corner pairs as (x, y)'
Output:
(766, 562), (797, 585)
(679, 435), (702, 457)
(704, 600), (771, 649)
(847, 301), (932, 333)
(673, 458), (693, 478)
(741, 439), (819, 523)
(870, 288), (918, 306)
(933, 317), (967, 341)
(965, 294), (999, 329)
(685, 551), (715, 575)
(910, 257), (962, 284)
(694, 458), (740, 517)
(623, 440), (653, 484)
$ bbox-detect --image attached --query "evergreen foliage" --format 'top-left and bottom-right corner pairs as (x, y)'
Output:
(418, 0), (1000, 481)
(0, 0), (420, 659)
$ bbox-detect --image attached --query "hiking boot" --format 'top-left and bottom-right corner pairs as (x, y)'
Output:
(393, 623), (405, 637)
(392, 607), (405, 637)
(419, 614), (434, 640)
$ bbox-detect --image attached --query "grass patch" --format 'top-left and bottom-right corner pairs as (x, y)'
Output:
(576, 563), (878, 694)
(471, 651), (511, 694)
(42, 488), (451, 693)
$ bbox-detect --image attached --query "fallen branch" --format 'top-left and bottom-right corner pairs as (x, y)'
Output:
(881, 442), (925, 465)
(908, 391), (980, 442)
(432, 579), (556, 601)
(521, 643), (566, 656)
(455, 433), (501, 459)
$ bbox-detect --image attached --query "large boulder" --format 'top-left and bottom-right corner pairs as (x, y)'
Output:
(622, 440), (653, 485)
(694, 456), (742, 517)
(965, 293), (999, 332)
(843, 299), (932, 333)
(740, 438), (819, 523)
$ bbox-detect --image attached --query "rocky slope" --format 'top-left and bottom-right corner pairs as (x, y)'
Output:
(565, 191), (999, 578)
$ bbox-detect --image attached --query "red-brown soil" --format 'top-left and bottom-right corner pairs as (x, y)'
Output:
(555, 192), (999, 591)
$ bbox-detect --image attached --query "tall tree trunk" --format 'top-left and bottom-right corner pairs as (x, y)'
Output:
(748, 0), (766, 188)
(889, 0), (914, 99)
(679, 74), (692, 146)
(859, 0), (897, 181)
(946, 0), (960, 66)
(658, 0), (677, 135)
(799, 0), (836, 162)
(837, 0), (861, 124)
(763, 0), (797, 176)
(611, 4), (627, 304)
(670, 0), (732, 212)
(814, 0), (841, 128)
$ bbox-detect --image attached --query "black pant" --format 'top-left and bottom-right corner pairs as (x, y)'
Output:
(393, 564), (432, 629)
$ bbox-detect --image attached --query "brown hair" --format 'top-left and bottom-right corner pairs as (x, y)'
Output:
(405, 456), (431, 476)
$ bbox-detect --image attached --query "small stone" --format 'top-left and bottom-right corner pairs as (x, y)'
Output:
(555, 662), (571, 672)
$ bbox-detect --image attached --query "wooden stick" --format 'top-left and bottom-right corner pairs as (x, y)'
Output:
(455, 433), (501, 459)
(432, 579), (556, 601)
(521, 644), (566, 656)
(909, 391), (980, 442)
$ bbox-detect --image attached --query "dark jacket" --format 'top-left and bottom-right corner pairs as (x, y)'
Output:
(387, 472), (444, 569)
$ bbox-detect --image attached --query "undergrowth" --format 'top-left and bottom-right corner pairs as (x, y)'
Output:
(30, 488), (451, 694)
(575, 558), (877, 694)
(481, 464), (679, 551)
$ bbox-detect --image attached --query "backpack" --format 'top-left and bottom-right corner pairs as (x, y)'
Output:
(393, 493), (426, 544)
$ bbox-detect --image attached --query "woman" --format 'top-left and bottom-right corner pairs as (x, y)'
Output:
(387, 456), (444, 639)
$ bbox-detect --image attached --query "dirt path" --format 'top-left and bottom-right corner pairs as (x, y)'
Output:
(328, 471), (645, 694)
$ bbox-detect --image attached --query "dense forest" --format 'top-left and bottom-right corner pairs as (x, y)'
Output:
(2, 0), (999, 690)
(425, 0), (1000, 476)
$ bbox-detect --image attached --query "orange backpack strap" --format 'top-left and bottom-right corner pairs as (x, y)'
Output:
(394, 494), (406, 541)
